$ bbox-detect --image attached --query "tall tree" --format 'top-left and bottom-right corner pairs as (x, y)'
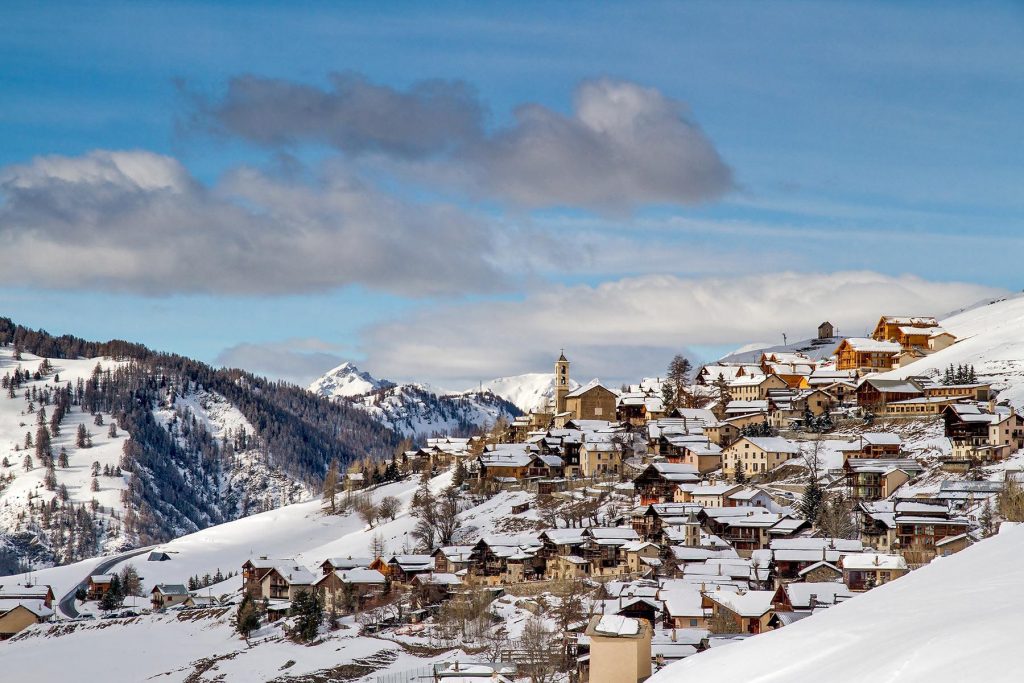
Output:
(322, 458), (338, 513)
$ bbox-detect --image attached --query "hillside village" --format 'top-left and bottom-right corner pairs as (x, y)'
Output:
(4, 306), (1024, 683)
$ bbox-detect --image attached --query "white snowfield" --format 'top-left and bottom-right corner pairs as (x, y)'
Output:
(28, 472), (454, 600)
(308, 361), (391, 399)
(881, 293), (1024, 407)
(471, 372), (580, 413)
(650, 524), (1024, 683)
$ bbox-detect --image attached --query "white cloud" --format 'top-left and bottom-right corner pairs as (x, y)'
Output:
(361, 271), (1004, 388)
(0, 150), (504, 296)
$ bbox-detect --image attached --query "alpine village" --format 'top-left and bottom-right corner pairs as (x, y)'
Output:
(2, 309), (1022, 683)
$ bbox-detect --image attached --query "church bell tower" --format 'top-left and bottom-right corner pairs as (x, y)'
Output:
(555, 351), (570, 415)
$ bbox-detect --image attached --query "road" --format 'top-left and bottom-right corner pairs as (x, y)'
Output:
(57, 546), (154, 619)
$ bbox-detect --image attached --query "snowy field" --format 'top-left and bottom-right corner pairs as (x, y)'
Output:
(650, 524), (1024, 683)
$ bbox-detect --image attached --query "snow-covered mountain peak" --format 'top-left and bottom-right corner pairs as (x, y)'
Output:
(308, 361), (394, 399)
(472, 372), (580, 413)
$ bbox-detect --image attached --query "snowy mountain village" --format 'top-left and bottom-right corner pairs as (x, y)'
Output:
(3, 302), (1024, 683)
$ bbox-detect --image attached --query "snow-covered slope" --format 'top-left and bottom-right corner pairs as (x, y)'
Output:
(308, 361), (394, 399)
(471, 372), (580, 413)
(719, 335), (840, 364)
(650, 525), (1024, 683)
(0, 350), (132, 569)
(351, 384), (521, 438)
(881, 293), (1024, 407)
(308, 364), (522, 438)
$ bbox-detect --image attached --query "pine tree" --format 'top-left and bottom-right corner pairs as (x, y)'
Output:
(235, 593), (260, 642)
(76, 423), (88, 448)
(452, 458), (468, 488)
(290, 589), (323, 643)
(800, 478), (824, 523)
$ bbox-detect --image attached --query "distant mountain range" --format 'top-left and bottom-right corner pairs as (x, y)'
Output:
(308, 362), (525, 437)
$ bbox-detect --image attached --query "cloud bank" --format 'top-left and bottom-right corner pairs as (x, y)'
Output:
(360, 271), (1004, 388)
(190, 74), (733, 210)
(0, 150), (502, 296)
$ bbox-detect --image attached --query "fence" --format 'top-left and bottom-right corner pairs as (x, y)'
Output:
(376, 665), (433, 683)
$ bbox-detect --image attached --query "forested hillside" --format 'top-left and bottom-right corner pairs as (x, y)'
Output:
(0, 319), (400, 571)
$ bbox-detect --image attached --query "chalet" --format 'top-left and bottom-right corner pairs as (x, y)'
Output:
(727, 374), (789, 402)
(411, 572), (462, 606)
(87, 574), (114, 601)
(697, 364), (762, 386)
(689, 483), (743, 508)
(703, 419), (742, 447)
(477, 446), (534, 482)
(796, 560), (843, 583)
(316, 568), (387, 611)
(844, 458), (922, 501)
(432, 545), (475, 574)
(0, 583), (54, 608)
(894, 501), (971, 564)
(583, 527), (642, 576)
(319, 556), (373, 575)
(386, 555), (435, 584)
(661, 585), (708, 629)
(564, 380), (619, 421)
(721, 436), (800, 480)
(870, 316), (949, 351)
(242, 557), (308, 599)
(839, 432), (902, 460)
(702, 508), (790, 556)
(834, 338), (902, 374)
(705, 588), (775, 634)
(841, 553), (908, 591)
(942, 403), (1024, 466)
(771, 582), (852, 612)
(633, 462), (700, 505)
(580, 434), (625, 478)
(622, 541), (661, 574)
(924, 383), (990, 401)
(767, 538), (864, 581)
(724, 487), (771, 508)
(855, 377), (924, 409)
(857, 501), (898, 552)
(0, 600), (53, 639)
(469, 536), (543, 584)
(617, 392), (666, 426)
(150, 584), (189, 610)
(259, 565), (315, 601)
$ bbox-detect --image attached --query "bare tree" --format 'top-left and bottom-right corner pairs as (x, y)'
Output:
(816, 493), (856, 539)
(378, 496), (401, 521)
(369, 532), (386, 560)
(999, 475), (1024, 522)
(322, 458), (338, 513)
(435, 487), (463, 545)
(519, 615), (558, 683)
(356, 499), (379, 529)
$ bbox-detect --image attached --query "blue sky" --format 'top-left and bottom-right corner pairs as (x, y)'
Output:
(1, 1), (1021, 387)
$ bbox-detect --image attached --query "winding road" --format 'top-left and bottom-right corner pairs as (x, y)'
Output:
(57, 546), (154, 618)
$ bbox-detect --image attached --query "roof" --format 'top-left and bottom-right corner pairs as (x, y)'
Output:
(152, 583), (188, 596)
(838, 337), (902, 353)
(841, 553), (907, 570)
(590, 614), (642, 637)
(782, 582), (852, 608)
(742, 436), (800, 454)
(0, 598), (53, 619)
(707, 589), (775, 617)
(566, 379), (618, 399)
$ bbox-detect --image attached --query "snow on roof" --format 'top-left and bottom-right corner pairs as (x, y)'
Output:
(707, 589), (775, 617)
(691, 483), (741, 496)
(152, 583), (189, 595)
(770, 538), (863, 552)
(860, 432), (902, 445)
(0, 598), (53, 619)
(662, 587), (704, 617)
(841, 553), (907, 571)
(743, 436), (800, 453)
(782, 582), (852, 608)
(335, 568), (387, 584)
(594, 614), (641, 636)
(839, 338), (903, 353)
(566, 379), (618, 398)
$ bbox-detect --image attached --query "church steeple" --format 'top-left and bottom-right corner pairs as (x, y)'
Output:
(555, 350), (570, 414)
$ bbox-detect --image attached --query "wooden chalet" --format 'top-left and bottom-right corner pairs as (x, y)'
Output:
(633, 462), (700, 505)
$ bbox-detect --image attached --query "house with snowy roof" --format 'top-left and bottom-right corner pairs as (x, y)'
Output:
(841, 552), (908, 591)
(834, 338), (902, 374)
(564, 380), (619, 422)
(704, 588), (776, 634)
(150, 583), (189, 610)
(0, 599), (53, 640)
(721, 436), (800, 480)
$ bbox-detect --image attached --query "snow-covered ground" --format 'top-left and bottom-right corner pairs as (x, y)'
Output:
(2, 607), (470, 683)
(650, 524), (1024, 683)
(470, 372), (579, 413)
